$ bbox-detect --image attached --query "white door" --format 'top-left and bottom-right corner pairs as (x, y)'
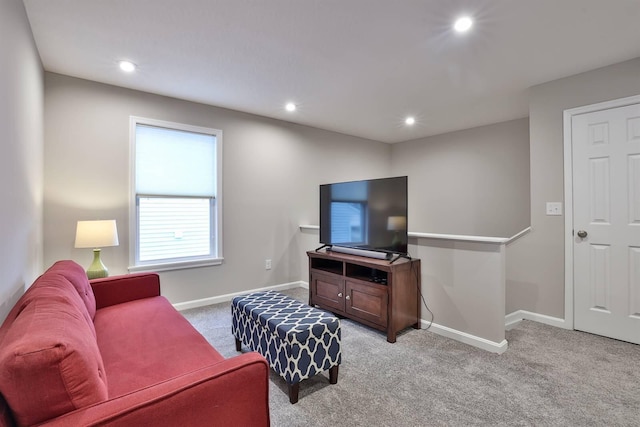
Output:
(572, 102), (640, 344)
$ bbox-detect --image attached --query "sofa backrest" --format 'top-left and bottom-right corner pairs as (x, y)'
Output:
(0, 261), (108, 426)
(47, 260), (98, 319)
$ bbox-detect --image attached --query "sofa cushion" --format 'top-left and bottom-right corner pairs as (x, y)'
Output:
(0, 285), (108, 426)
(5, 273), (97, 341)
(0, 262), (95, 347)
(94, 296), (224, 398)
(47, 260), (97, 319)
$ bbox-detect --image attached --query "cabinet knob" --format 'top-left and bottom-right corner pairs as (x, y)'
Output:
(337, 292), (343, 297)
(345, 295), (350, 300)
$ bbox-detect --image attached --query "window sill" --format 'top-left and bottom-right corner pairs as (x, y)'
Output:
(128, 257), (223, 273)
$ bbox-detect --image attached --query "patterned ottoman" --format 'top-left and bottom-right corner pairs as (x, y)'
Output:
(231, 290), (341, 403)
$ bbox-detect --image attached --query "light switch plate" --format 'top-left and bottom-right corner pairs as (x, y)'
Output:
(546, 202), (562, 216)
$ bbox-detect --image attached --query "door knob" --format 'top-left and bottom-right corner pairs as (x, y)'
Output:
(337, 292), (343, 297)
(577, 230), (588, 238)
(345, 295), (351, 300)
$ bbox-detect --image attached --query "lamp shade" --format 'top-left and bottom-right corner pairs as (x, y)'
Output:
(387, 216), (407, 231)
(75, 220), (119, 248)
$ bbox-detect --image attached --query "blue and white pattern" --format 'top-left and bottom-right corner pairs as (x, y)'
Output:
(231, 291), (341, 385)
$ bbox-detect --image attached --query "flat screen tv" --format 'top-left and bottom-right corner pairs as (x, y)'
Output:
(319, 176), (408, 257)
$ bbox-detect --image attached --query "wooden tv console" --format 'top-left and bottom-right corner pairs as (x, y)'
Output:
(307, 250), (421, 343)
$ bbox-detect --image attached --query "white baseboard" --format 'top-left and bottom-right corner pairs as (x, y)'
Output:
(505, 310), (568, 330)
(175, 282), (575, 356)
(421, 320), (509, 354)
(173, 280), (307, 311)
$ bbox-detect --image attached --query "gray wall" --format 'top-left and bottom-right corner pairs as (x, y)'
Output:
(389, 118), (529, 345)
(391, 118), (530, 237)
(43, 72), (534, 310)
(0, 0), (44, 322)
(410, 239), (507, 345)
(43, 73), (391, 304)
(507, 57), (640, 317)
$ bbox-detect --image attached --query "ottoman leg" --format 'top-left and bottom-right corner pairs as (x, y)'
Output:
(329, 365), (339, 384)
(288, 383), (300, 404)
(235, 338), (242, 352)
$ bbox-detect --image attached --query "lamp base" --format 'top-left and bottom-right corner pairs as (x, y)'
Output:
(86, 248), (109, 279)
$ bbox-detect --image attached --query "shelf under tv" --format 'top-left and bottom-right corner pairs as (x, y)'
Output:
(307, 250), (421, 343)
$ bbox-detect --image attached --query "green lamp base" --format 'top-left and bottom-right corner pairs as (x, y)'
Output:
(86, 248), (109, 279)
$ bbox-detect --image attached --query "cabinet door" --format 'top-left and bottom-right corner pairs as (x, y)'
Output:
(345, 280), (388, 327)
(311, 271), (345, 312)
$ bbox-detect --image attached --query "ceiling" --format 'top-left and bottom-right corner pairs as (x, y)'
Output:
(23, 0), (640, 143)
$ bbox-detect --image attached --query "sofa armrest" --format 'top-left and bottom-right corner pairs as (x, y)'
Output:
(91, 273), (161, 309)
(38, 352), (270, 427)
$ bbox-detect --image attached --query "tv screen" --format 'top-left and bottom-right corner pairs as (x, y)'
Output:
(319, 176), (408, 255)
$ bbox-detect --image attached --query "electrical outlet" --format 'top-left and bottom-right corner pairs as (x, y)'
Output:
(265, 259), (272, 270)
(546, 202), (563, 216)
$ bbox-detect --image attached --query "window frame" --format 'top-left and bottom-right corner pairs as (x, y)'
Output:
(128, 116), (223, 272)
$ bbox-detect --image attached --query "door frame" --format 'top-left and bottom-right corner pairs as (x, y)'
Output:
(562, 93), (640, 330)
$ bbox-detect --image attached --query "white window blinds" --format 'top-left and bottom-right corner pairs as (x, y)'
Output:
(135, 124), (216, 197)
(138, 197), (212, 262)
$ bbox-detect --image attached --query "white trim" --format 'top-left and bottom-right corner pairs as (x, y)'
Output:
(562, 94), (640, 331)
(128, 257), (223, 273)
(421, 320), (509, 354)
(563, 108), (575, 330)
(504, 312), (523, 331)
(173, 281), (307, 311)
(129, 117), (136, 272)
(175, 278), (511, 353)
(505, 309), (568, 331)
(413, 227), (531, 244)
(505, 226), (531, 244)
(299, 224), (532, 245)
(299, 225), (319, 231)
(409, 232), (508, 244)
(129, 116), (223, 271)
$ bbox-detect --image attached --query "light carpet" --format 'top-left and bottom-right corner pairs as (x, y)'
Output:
(181, 287), (640, 426)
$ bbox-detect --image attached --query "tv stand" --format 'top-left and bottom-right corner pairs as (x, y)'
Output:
(307, 250), (421, 343)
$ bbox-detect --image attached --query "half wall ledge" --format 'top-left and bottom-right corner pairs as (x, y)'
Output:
(299, 225), (532, 353)
(299, 225), (532, 245)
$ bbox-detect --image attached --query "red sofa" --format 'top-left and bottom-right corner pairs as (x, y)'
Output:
(0, 261), (270, 426)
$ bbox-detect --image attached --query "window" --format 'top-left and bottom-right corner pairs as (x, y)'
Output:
(330, 201), (367, 245)
(129, 117), (222, 272)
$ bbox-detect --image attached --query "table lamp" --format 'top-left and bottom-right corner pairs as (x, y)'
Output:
(74, 220), (119, 279)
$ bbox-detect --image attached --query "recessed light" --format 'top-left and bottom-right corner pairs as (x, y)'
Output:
(285, 102), (296, 112)
(119, 60), (136, 72)
(405, 117), (416, 126)
(453, 16), (473, 33)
